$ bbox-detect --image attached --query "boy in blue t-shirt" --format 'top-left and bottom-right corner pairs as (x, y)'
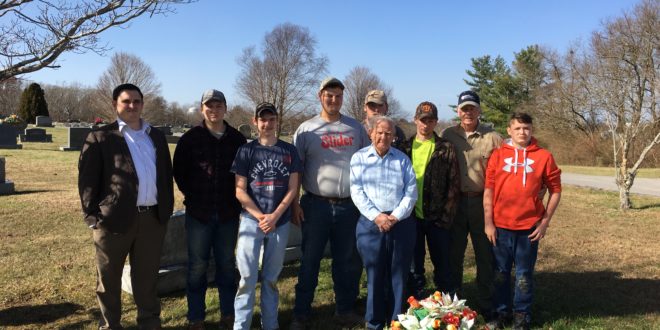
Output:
(230, 102), (303, 330)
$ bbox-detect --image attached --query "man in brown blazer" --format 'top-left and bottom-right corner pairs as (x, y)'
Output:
(78, 83), (174, 330)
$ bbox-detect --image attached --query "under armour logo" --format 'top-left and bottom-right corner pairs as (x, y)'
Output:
(503, 157), (535, 173)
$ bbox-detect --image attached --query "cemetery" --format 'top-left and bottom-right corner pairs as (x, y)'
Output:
(0, 157), (14, 195)
(19, 128), (52, 143)
(0, 125), (22, 149)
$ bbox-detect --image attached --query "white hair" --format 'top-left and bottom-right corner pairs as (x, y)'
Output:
(366, 115), (395, 133)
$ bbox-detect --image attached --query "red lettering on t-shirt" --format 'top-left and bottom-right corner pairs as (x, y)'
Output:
(321, 133), (354, 149)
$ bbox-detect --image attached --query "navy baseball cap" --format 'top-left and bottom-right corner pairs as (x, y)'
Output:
(457, 90), (480, 109)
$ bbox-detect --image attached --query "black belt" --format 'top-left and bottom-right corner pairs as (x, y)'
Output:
(305, 192), (352, 204)
(137, 205), (157, 213)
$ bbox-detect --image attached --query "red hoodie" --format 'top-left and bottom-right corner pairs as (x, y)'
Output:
(485, 137), (562, 230)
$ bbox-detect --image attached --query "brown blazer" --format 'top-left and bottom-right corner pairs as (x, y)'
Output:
(78, 121), (174, 233)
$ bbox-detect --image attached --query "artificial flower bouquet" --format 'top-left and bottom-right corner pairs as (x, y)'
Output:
(0, 114), (23, 125)
(390, 292), (487, 330)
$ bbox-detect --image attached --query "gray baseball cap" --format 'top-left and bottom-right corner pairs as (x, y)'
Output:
(201, 89), (226, 104)
(364, 90), (387, 105)
(319, 76), (345, 91)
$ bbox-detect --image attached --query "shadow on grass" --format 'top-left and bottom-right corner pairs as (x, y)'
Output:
(12, 189), (61, 195)
(0, 302), (83, 326)
(533, 271), (659, 324)
(636, 203), (660, 210)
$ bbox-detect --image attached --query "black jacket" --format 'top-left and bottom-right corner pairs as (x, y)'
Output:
(173, 121), (246, 222)
(400, 132), (460, 228)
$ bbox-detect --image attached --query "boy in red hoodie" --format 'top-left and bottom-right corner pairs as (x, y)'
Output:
(483, 112), (561, 330)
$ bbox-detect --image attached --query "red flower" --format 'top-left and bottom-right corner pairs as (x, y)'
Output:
(407, 296), (421, 309)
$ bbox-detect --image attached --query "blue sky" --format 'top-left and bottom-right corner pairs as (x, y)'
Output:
(24, 0), (639, 119)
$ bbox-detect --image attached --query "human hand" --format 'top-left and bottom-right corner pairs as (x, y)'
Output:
(485, 222), (497, 246)
(291, 202), (304, 226)
(374, 213), (392, 232)
(259, 214), (278, 234)
(387, 215), (399, 226)
(529, 219), (549, 242)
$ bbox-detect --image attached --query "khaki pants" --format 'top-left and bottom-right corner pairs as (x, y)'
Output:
(93, 209), (166, 329)
(449, 195), (494, 315)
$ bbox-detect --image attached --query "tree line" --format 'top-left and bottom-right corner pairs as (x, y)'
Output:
(1, 0), (658, 210)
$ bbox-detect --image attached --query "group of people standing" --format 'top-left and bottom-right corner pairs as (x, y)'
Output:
(78, 77), (561, 330)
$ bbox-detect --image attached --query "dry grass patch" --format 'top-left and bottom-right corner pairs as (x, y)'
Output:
(0, 147), (658, 329)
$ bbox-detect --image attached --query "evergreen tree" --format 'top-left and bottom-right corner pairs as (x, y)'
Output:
(464, 55), (518, 133)
(463, 46), (546, 134)
(18, 83), (49, 123)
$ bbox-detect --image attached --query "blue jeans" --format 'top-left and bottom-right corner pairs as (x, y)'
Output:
(357, 215), (415, 330)
(409, 217), (452, 296)
(186, 213), (239, 322)
(492, 227), (538, 321)
(234, 214), (290, 330)
(293, 194), (362, 318)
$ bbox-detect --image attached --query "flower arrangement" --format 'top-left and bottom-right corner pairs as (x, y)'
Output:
(390, 292), (486, 330)
(94, 117), (105, 125)
(0, 114), (23, 125)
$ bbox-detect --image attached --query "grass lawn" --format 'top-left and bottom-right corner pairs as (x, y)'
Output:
(560, 165), (660, 178)
(0, 131), (659, 329)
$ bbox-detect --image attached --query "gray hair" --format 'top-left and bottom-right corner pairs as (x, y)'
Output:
(366, 115), (395, 133)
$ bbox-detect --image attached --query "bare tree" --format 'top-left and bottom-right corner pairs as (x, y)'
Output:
(537, 0), (660, 210)
(235, 22), (328, 136)
(94, 51), (162, 120)
(43, 82), (95, 122)
(343, 66), (403, 122)
(591, 0), (660, 210)
(0, 76), (23, 116)
(0, 0), (193, 81)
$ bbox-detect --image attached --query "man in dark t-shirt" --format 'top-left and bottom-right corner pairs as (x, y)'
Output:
(231, 102), (302, 330)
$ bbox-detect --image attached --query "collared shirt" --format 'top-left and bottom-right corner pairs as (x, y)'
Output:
(117, 118), (157, 206)
(441, 122), (502, 193)
(349, 145), (417, 221)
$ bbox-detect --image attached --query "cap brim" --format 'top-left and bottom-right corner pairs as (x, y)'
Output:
(203, 97), (225, 104)
(256, 109), (277, 117)
(458, 101), (480, 109)
(365, 99), (386, 105)
(416, 113), (438, 120)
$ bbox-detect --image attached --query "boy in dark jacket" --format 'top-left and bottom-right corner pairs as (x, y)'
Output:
(401, 101), (460, 298)
(173, 89), (247, 329)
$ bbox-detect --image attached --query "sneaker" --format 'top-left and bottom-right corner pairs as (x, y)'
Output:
(188, 321), (205, 330)
(512, 312), (530, 330)
(333, 311), (364, 328)
(220, 315), (234, 330)
(289, 316), (310, 330)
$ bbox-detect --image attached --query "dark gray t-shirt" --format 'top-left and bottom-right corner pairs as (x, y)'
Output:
(231, 139), (303, 226)
(293, 114), (370, 198)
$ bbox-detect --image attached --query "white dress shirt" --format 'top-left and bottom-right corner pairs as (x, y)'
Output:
(117, 118), (158, 206)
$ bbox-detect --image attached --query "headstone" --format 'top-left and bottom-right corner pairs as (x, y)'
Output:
(35, 116), (53, 127)
(60, 127), (91, 151)
(165, 134), (180, 144)
(238, 124), (252, 139)
(121, 210), (216, 295)
(20, 128), (53, 143)
(119, 209), (314, 295)
(0, 157), (15, 195)
(0, 125), (22, 149)
(153, 126), (173, 136)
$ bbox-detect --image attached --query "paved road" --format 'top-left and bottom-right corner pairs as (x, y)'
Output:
(562, 172), (660, 197)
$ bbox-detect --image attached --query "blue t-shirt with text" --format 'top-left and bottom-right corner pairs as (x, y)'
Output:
(231, 139), (303, 226)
